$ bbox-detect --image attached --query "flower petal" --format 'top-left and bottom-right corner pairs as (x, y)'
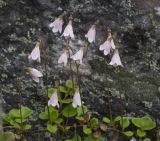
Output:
(72, 91), (81, 108)
(28, 42), (40, 62)
(58, 52), (68, 66)
(71, 48), (83, 62)
(48, 91), (59, 108)
(62, 22), (75, 39)
(109, 49), (123, 67)
(85, 26), (96, 43)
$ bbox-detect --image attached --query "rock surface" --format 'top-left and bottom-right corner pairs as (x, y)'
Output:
(0, 0), (160, 139)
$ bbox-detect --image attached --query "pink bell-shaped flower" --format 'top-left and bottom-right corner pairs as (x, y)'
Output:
(99, 40), (111, 55)
(109, 49), (123, 67)
(58, 49), (68, 66)
(99, 32), (115, 56)
(71, 47), (84, 64)
(62, 16), (75, 39)
(49, 16), (63, 33)
(72, 88), (82, 108)
(27, 67), (43, 83)
(28, 41), (41, 62)
(48, 90), (59, 108)
(85, 25), (96, 43)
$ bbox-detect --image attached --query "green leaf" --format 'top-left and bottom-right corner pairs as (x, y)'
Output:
(77, 106), (88, 116)
(23, 124), (31, 130)
(90, 118), (99, 128)
(60, 86), (67, 93)
(39, 112), (48, 120)
(84, 135), (106, 141)
(143, 138), (151, 141)
(114, 116), (121, 122)
(50, 110), (59, 123)
(72, 135), (81, 141)
(102, 117), (111, 124)
(48, 88), (56, 98)
(21, 106), (33, 119)
(45, 106), (57, 114)
(132, 116), (156, 130)
(15, 118), (27, 123)
(9, 109), (20, 118)
(54, 118), (63, 124)
(65, 80), (74, 89)
(62, 105), (77, 118)
(83, 127), (92, 135)
(9, 106), (33, 119)
(61, 99), (72, 104)
(3, 115), (14, 123)
(120, 117), (130, 130)
(47, 124), (57, 133)
(137, 129), (146, 137)
(0, 132), (15, 141)
(123, 131), (134, 137)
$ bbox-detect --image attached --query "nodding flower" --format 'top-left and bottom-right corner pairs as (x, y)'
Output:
(85, 20), (99, 43)
(48, 90), (59, 108)
(99, 28), (115, 56)
(109, 49), (123, 67)
(58, 49), (68, 66)
(71, 47), (84, 64)
(85, 25), (96, 43)
(72, 88), (82, 108)
(49, 15), (64, 33)
(27, 67), (43, 83)
(62, 16), (75, 39)
(28, 41), (41, 62)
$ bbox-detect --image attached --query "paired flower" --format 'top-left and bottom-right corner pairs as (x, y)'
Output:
(62, 16), (75, 39)
(58, 49), (68, 66)
(85, 24), (96, 43)
(71, 47), (84, 64)
(28, 41), (41, 62)
(72, 88), (82, 108)
(49, 16), (63, 33)
(27, 67), (43, 83)
(99, 31), (115, 56)
(48, 90), (59, 108)
(109, 49), (123, 67)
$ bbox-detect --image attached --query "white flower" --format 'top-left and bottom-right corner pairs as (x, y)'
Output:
(109, 49), (123, 67)
(48, 90), (59, 108)
(62, 20), (75, 39)
(58, 49), (68, 66)
(49, 17), (63, 33)
(130, 137), (137, 141)
(85, 25), (96, 43)
(27, 67), (43, 83)
(99, 33), (115, 56)
(72, 89), (82, 108)
(71, 47), (84, 64)
(99, 40), (111, 56)
(28, 41), (41, 62)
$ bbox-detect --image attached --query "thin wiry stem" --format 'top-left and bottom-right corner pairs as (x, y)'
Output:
(16, 78), (24, 140)
(67, 38), (74, 87)
(42, 34), (51, 123)
(75, 63), (84, 114)
(103, 58), (113, 122)
(116, 66), (124, 131)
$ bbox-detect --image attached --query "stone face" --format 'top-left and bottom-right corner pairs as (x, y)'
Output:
(0, 0), (160, 134)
